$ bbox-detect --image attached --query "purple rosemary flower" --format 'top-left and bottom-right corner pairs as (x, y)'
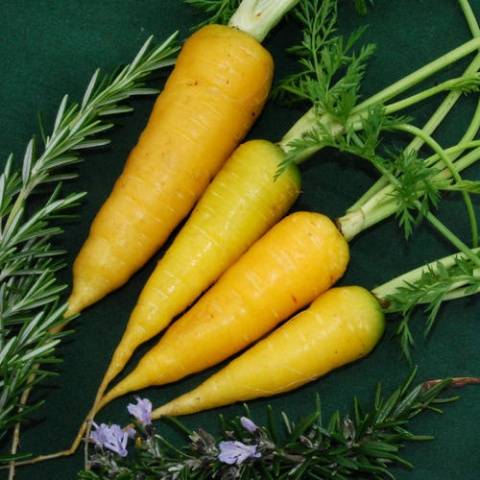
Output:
(218, 441), (261, 465)
(240, 416), (258, 433)
(127, 397), (152, 425)
(90, 422), (134, 457)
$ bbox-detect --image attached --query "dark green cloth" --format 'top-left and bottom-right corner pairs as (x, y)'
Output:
(0, 1), (479, 478)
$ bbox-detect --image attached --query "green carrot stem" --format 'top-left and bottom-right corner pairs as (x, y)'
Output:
(278, 109), (322, 154)
(459, 0), (480, 37)
(350, 130), (480, 231)
(396, 123), (479, 247)
(312, 0), (480, 213)
(351, 37), (480, 113)
(229, 0), (301, 42)
(448, 143), (480, 173)
(442, 283), (480, 301)
(372, 248), (480, 301)
(338, 142), (480, 240)
(425, 211), (480, 267)
(337, 143), (480, 260)
(284, 74), (480, 155)
(337, 200), (397, 241)
(350, 49), (480, 212)
(281, 38), (480, 154)
(383, 75), (480, 114)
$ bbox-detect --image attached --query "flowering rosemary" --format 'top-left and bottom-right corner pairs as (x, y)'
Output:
(78, 372), (477, 480)
(127, 397), (153, 426)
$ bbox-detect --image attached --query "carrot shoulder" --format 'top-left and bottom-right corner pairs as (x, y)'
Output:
(98, 211), (349, 409)
(66, 25), (274, 316)
(152, 286), (385, 417)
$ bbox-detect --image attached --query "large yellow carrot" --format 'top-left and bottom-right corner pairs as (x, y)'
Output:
(152, 286), (384, 417)
(98, 211), (349, 409)
(66, 24), (274, 316)
(98, 140), (301, 391)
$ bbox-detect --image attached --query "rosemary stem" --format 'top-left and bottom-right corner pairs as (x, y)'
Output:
(229, 0), (301, 42)
(3, 188), (29, 240)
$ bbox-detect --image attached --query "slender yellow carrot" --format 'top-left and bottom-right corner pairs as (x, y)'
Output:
(152, 286), (384, 417)
(66, 25), (274, 316)
(97, 211), (349, 410)
(98, 140), (301, 392)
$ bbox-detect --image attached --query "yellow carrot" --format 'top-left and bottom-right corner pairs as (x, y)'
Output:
(98, 211), (349, 409)
(152, 286), (385, 417)
(66, 25), (274, 316)
(98, 140), (301, 391)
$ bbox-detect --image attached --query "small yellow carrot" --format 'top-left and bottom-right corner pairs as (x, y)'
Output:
(152, 286), (384, 417)
(98, 140), (301, 391)
(98, 211), (349, 409)
(66, 25), (274, 316)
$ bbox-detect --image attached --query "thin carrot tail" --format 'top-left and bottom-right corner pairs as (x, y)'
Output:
(10, 409), (93, 467)
(96, 367), (148, 412)
(67, 328), (150, 456)
(64, 290), (86, 318)
(11, 448), (77, 467)
(12, 379), (109, 467)
(65, 275), (106, 317)
(63, 372), (112, 459)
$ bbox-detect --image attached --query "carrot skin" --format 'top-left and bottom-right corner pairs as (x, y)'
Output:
(66, 25), (274, 316)
(98, 212), (349, 409)
(152, 286), (385, 417)
(101, 140), (301, 386)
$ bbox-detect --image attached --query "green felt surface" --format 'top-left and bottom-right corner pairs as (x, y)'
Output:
(1, 1), (479, 478)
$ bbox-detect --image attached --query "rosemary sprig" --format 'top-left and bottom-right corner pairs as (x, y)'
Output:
(0, 32), (179, 459)
(78, 371), (474, 480)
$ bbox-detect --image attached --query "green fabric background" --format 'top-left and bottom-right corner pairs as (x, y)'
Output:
(0, 1), (479, 478)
